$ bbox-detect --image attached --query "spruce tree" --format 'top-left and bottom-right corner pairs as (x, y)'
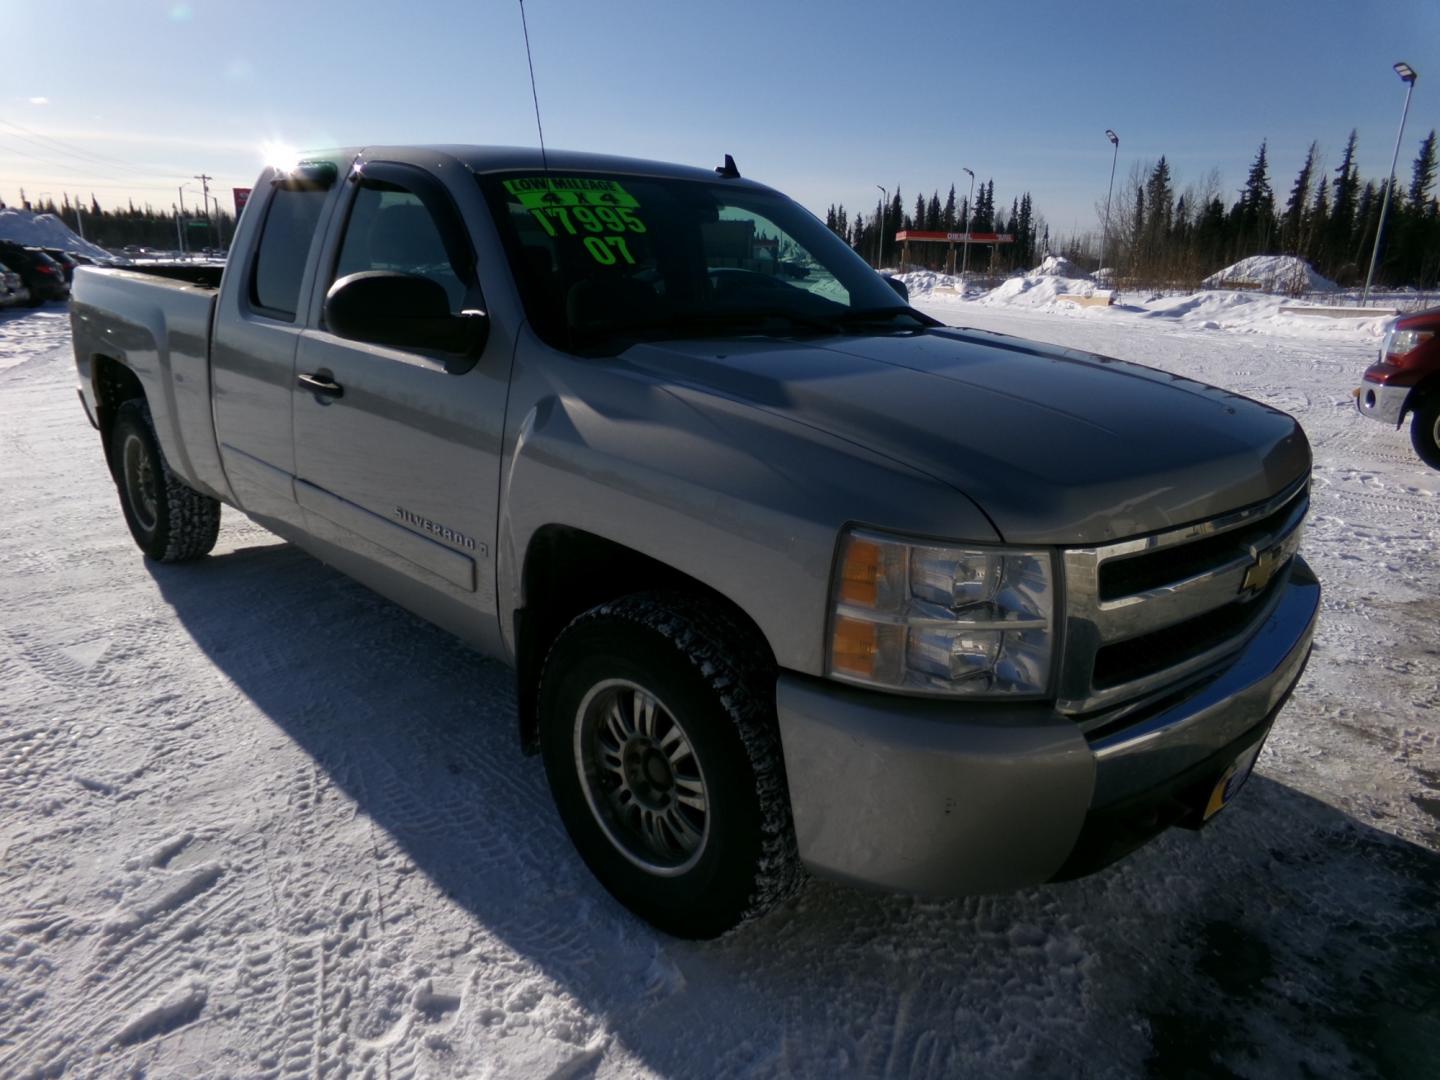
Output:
(943, 185), (957, 231)
(1017, 193), (1033, 266)
(1328, 131), (1360, 275)
(1233, 140), (1276, 254)
(1409, 130), (1437, 209)
(1306, 172), (1329, 268)
(1141, 157), (1174, 272)
(1283, 142), (1318, 254)
(1130, 185), (1145, 267)
(1352, 181), (1379, 268)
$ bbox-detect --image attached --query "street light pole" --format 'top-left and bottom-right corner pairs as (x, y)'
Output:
(1362, 63), (1418, 307)
(1099, 129), (1120, 280)
(876, 185), (888, 269)
(960, 168), (975, 280)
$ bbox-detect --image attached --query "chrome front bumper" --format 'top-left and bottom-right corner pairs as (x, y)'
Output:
(775, 557), (1320, 896)
(1356, 381), (1412, 427)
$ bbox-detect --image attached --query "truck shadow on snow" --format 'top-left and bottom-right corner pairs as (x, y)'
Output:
(147, 540), (1439, 1080)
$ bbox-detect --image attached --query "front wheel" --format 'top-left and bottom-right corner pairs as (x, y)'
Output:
(538, 594), (802, 938)
(110, 399), (221, 561)
(1410, 394), (1440, 471)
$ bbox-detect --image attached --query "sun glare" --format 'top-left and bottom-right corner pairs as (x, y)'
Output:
(259, 140), (299, 174)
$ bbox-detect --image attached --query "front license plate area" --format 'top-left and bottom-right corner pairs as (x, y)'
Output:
(1203, 742), (1265, 821)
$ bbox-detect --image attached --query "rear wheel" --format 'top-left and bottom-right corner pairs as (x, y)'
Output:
(1410, 394), (1440, 470)
(538, 594), (802, 938)
(110, 399), (221, 561)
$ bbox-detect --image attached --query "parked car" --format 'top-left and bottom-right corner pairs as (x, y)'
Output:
(41, 248), (81, 284)
(1356, 306), (1440, 469)
(0, 260), (30, 307)
(69, 145), (1319, 938)
(0, 242), (69, 304)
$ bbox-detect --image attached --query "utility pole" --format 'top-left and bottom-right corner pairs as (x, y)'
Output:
(74, 196), (86, 241)
(194, 174), (214, 250)
(961, 168), (975, 280)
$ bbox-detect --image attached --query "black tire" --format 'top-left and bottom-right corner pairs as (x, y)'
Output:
(1410, 393), (1440, 470)
(110, 399), (221, 561)
(538, 593), (802, 938)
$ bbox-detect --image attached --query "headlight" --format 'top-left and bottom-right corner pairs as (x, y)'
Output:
(1384, 329), (1433, 359)
(827, 529), (1056, 697)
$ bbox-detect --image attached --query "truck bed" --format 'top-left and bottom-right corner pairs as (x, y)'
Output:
(70, 264), (230, 503)
(117, 262), (225, 289)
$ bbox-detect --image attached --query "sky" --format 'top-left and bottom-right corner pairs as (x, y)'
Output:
(3, 0), (1439, 245)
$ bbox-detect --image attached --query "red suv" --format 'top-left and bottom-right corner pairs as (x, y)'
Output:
(1356, 306), (1440, 469)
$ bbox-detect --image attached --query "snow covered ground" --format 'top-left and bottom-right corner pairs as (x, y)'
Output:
(1, 297), (1437, 1079)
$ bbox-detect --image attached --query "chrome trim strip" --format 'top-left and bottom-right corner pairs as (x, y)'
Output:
(1089, 509), (1305, 640)
(1079, 478), (1307, 563)
(1057, 566), (1290, 714)
(1056, 479), (1309, 715)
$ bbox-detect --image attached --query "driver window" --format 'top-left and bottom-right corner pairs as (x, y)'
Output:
(334, 181), (467, 312)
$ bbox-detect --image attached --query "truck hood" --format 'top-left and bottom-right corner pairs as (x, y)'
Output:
(624, 328), (1310, 545)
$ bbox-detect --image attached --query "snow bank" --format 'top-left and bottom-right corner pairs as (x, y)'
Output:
(979, 274), (1097, 308)
(1202, 254), (1337, 294)
(1030, 254), (1080, 277)
(897, 259), (1101, 306)
(893, 269), (965, 296)
(0, 209), (113, 260)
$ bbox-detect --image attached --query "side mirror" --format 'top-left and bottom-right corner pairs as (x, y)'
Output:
(325, 271), (489, 362)
(882, 275), (909, 303)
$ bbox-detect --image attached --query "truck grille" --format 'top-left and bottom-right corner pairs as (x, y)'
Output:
(1057, 479), (1308, 717)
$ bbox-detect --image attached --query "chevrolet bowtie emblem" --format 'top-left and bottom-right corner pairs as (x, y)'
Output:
(1241, 543), (1284, 595)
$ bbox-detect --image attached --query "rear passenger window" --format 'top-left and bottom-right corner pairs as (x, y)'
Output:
(250, 185), (328, 320)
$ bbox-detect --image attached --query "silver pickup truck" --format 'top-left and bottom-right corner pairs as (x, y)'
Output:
(71, 145), (1319, 937)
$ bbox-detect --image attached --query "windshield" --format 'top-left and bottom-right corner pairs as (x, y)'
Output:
(479, 171), (931, 352)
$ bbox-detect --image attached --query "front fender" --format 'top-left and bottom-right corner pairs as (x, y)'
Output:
(496, 338), (999, 675)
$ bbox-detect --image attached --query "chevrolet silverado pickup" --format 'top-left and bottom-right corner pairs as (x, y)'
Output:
(1356, 305), (1440, 469)
(70, 146), (1320, 938)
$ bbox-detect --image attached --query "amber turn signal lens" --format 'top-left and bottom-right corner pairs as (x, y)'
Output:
(838, 538), (882, 607)
(831, 614), (879, 678)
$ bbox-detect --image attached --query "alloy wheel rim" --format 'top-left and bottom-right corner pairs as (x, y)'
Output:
(122, 433), (159, 532)
(574, 678), (710, 876)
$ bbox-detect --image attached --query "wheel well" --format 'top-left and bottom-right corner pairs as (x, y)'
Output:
(91, 355), (145, 464)
(513, 525), (774, 754)
(1412, 372), (1440, 405)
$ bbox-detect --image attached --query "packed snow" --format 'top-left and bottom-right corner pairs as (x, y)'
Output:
(1202, 254), (1338, 294)
(1, 289), (1437, 1078)
(0, 208), (114, 260)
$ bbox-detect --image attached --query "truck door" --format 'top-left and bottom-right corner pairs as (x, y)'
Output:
(212, 162), (340, 531)
(292, 161), (508, 648)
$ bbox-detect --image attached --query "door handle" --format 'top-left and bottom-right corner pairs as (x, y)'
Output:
(298, 372), (344, 398)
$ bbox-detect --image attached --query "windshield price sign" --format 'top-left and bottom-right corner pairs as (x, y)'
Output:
(506, 177), (646, 265)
